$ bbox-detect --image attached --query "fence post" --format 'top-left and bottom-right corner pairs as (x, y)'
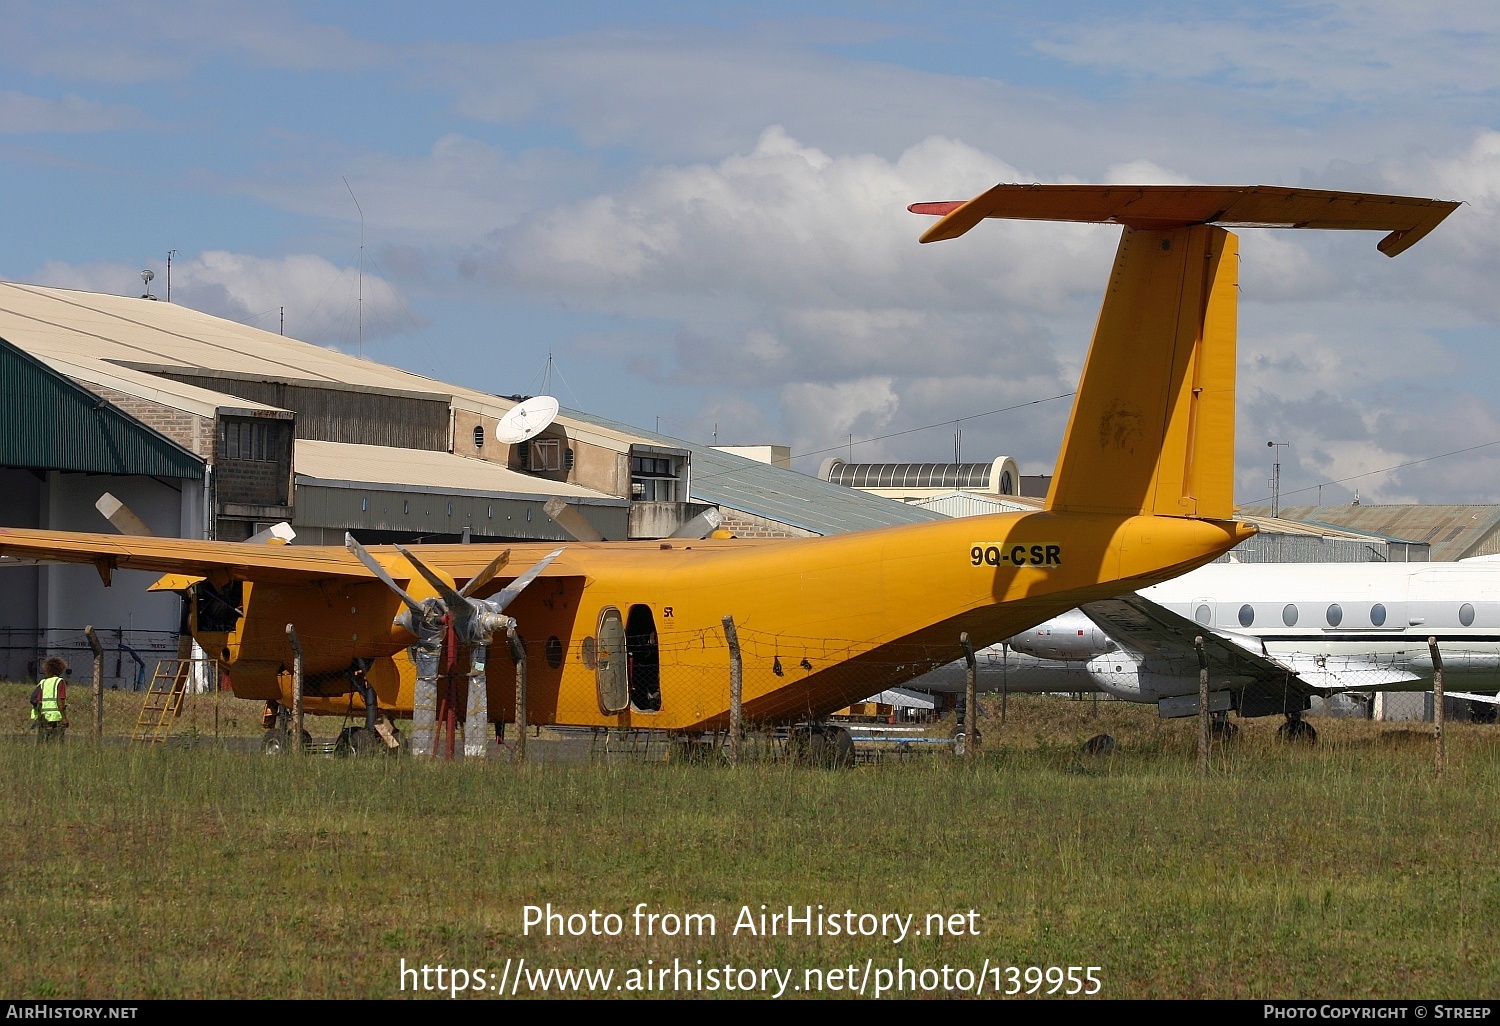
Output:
(723, 615), (743, 764)
(1196, 636), (1209, 776)
(961, 632), (979, 758)
(286, 624), (303, 756)
(508, 625), (527, 764)
(1429, 636), (1445, 777)
(84, 625), (103, 742)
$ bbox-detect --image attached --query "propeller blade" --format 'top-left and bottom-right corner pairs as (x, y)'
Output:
(671, 507), (723, 539)
(344, 533), (426, 616)
(458, 548), (512, 599)
(246, 521), (296, 546)
(543, 496), (606, 542)
(494, 547), (565, 612)
(395, 544), (467, 608)
(95, 493), (153, 537)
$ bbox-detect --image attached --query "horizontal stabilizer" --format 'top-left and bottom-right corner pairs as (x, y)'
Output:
(910, 184), (1459, 255)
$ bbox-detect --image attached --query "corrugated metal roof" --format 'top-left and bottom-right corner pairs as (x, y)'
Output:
(41, 353), (285, 418)
(1240, 504), (1500, 561)
(0, 335), (203, 478)
(0, 281), (642, 454)
(293, 439), (625, 504)
(911, 490), (1042, 518)
(558, 409), (944, 535)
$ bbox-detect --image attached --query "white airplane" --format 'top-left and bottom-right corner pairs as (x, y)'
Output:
(917, 559), (1500, 740)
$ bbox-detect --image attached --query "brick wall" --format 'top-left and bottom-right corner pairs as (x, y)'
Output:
(717, 509), (817, 539)
(80, 384), (213, 457)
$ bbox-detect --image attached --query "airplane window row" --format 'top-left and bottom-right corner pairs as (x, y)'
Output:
(1225, 601), (1475, 629)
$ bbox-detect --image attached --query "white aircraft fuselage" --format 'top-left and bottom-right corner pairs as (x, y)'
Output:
(916, 560), (1500, 716)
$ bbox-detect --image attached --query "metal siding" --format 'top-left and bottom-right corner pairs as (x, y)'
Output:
(1243, 504), (1500, 562)
(293, 484), (629, 542)
(556, 409), (945, 536)
(0, 336), (202, 478)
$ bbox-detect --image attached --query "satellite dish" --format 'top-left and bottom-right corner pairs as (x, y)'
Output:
(495, 396), (559, 444)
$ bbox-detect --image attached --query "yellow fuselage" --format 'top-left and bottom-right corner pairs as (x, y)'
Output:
(211, 510), (1251, 731)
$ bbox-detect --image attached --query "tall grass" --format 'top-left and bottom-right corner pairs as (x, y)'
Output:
(1, 687), (1497, 998)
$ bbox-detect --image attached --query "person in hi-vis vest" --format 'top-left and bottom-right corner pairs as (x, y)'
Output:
(31, 656), (69, 742)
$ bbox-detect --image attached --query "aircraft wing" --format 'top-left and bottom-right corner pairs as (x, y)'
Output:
(1080, 594), (1318, 713)
(1081, 594), (1434, 714)
(1276, 654), (1422, 692)
(0, 526), (581, 588)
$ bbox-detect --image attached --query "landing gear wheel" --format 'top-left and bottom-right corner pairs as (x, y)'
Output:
(789, 724), (855, 768)
(1277, 716), (1318, 743)
(262, 727), (289, 755)
(336, 726), (389, 757)
(1468, 700), (1498, 725)
(1081, 733), (1116, 755)
(1209, 716), (1239, 742)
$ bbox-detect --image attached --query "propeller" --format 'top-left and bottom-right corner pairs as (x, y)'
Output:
(344, 533), (565, 760)
(343, 534), (564, 645)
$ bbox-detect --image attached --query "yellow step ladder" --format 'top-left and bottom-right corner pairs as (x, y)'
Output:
(130, 659), (193, 744)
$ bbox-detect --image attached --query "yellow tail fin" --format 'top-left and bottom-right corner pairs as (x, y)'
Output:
(1045, 224), (1237, 519)
(911, 184), (1459, 523)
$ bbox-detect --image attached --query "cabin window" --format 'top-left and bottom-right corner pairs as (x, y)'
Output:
(1326, 603), (1343, 627)
(1371, 603), (1387, 627)
(1283, 604), (1299, 627)
(626, 604), (662, 713)
(1460, 603), (1476, 627)
(595, 607), (628, 713)
(1238, 604), (1254, 627)
(1194, 604), (1211, 626)
(545, 636), (563, 669)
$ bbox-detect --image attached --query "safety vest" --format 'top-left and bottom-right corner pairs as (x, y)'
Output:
(35, 676), (64, 723)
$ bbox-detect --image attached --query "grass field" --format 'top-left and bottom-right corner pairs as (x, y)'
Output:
(1, 681), (1497, 999)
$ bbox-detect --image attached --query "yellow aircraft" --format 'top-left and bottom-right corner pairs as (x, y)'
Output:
(0, 185), (1457, 756)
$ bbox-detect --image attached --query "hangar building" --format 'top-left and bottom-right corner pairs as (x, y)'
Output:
(0, 280), (933, 684)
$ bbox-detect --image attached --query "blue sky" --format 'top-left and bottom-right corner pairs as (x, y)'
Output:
(3, 1), (1499, 504)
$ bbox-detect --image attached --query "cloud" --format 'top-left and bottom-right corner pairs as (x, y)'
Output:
(33, 251), (417, 351)
(0, 1), (386, 83)
(0, 91), (147, 134)
(1035, 1), (1500, 109)
(221, 133), (599, 245)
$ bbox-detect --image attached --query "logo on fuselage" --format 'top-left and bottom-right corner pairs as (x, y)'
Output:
(970, 543), (1062, 568)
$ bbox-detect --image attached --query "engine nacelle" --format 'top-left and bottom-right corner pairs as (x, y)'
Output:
(1007, 609), (1116, 661)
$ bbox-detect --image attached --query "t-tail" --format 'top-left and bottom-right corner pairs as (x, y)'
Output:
(912, 185), (1459, 523)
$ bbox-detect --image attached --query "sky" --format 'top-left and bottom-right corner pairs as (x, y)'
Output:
(3, 1), (1499, 506)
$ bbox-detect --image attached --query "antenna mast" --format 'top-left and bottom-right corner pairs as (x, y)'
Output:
(1267, 440), (1290, 517)
(343, 176), (364, 357)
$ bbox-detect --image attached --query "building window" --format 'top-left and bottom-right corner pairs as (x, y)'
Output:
(222, 419), (278, 462)
(530, 438), (563, 472)
(631, 454), (680, 502)
(473, 425), (485, 449)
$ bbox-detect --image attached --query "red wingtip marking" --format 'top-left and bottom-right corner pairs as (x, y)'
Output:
(908, 201), (965, 216)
